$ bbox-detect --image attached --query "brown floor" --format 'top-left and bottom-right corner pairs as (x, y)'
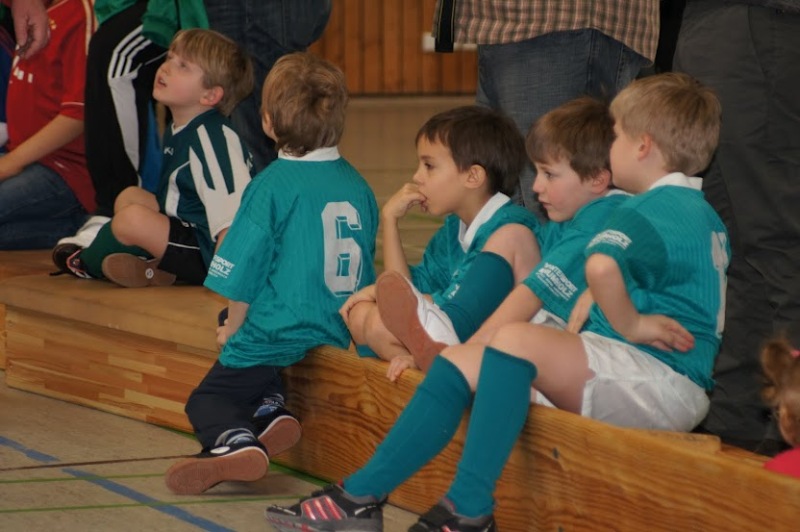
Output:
(0, 96), (472, 531)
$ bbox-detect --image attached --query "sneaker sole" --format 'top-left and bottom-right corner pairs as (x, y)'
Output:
(102, 253), (177, 288)
(376, 271), (447, 373)
(266, 512), (383, 532)
(165, 446), (269, 495)
(258, 415), (302, 457)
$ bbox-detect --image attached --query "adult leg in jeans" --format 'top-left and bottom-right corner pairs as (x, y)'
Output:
(476, 29), (647, 216)
(674, 1), (800, 452)
(203, 0), (332, 172)
(0, 163), (86, 249)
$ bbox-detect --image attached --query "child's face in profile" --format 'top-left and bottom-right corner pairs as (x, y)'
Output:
(609, 122), (641, 193)
(532, 157), (600, 222)
(153, 51), (209, 109)
(412, 137), (471, 216)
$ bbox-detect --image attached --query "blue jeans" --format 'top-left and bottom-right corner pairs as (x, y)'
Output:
(203, 0), (332, 171)
(0, 162), (87, 249)
(477, 29), (648, 215)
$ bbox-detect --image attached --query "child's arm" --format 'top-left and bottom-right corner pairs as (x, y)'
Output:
(468, 284), (543, 345)
(0, 115), (83, 180)
(585, 254), (695, 352)
(380, 183), (426, 277)
(217, 299), (249, 348)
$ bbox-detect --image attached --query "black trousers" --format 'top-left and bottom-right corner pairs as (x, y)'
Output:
(185, 360), (285, 449)
(674, 1), (800, 448)
(84, 2), (166, 216)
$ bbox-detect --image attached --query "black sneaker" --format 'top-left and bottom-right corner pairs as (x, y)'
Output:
(253, 396), (302, 457)
(409, 499), (496, 532)
(164, 438), (269, 495)
(266, 483), (385, 532)
(50, 243), (83, 276)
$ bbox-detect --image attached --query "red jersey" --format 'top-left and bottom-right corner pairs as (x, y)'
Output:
(764, 447), (800, 479)
(6, 0), (97, 211)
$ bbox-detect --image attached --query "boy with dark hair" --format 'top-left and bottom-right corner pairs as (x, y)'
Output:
(266, 73), (729, 532)
(341, 105), (541, 379)
(53, 28), (255, 287)
(164, 52), (379, 496)
(378, 97), (629, 377)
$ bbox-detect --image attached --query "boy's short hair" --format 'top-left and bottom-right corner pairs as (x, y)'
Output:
(261, 52), (348, 157)
(526, 97), (614, 181)
(416, 106), (526, 195)
(170, 29), (254, 116)
(610, 72), (721, 176)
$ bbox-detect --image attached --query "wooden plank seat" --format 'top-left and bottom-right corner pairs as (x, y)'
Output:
(1, 266), (799, 530)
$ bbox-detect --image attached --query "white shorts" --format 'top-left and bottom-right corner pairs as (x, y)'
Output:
(534, 331), (710, 432)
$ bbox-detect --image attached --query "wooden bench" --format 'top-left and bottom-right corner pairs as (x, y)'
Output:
(1, 258), (799, 530)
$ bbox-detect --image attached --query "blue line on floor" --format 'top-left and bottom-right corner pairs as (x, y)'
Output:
(64, 469), (236, 532)
(1, 435), (236, 531)
(0, 436), (60, 463)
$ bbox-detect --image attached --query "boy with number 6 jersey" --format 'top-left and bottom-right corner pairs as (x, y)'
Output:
(164, 52), (378, 496)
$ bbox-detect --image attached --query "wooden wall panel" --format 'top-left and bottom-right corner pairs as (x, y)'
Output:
(309, 0), (477, 95)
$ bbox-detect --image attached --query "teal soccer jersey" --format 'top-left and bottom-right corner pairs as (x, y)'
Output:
(410, 193), (540, 307)
(524, 190), (629, 321)
(204, 148), (379, 368)
(584, 173), (730, 390)
(157, 109), (254, 266)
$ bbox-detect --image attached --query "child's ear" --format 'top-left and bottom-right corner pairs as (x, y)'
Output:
(637, 133), (654, 161)
(465, 164), (487, 189)
(200, 86), (224, 107)
(591, 168), (612, 191)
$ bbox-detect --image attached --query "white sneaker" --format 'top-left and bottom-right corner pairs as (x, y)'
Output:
(376, 271), (459, 372)
(57, 215), (111, 247)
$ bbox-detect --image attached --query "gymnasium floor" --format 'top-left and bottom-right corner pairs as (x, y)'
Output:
(0, 96), (472, 531)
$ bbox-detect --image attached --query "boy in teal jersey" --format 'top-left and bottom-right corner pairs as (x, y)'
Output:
(341, 106), (542, 379)
(378, 97), (629, 379)
(265, 74), (729, 531)
(165, 53), (379, 496)
(55, 29), (255, 287)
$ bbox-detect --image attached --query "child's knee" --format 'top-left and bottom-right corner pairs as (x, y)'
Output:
(346, 301), (373, 345)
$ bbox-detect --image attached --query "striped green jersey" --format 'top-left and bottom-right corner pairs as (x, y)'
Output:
(157, 110), (254, 266)
(205, 148), (379, 368)
(585, 173), (730, 390)
(410, 193), (541, 307)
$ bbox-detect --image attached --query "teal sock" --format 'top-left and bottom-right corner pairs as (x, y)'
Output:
(344, 356), (471, 498)
(446, 347), (538, 517)
(80, 222), (149, 278)
(440, 252), (514, 341)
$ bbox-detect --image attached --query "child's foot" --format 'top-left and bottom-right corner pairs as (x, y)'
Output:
(253, 396), (302, 457)
(165, 438), (269, 495)
(376, 270), (458, 372)
(101, 253), (177, 288)
(265, 483), (384, 531)
(51, 243), (83, 276)
(410, 499), (496, 531)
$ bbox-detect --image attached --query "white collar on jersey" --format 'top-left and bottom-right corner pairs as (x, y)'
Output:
(458, 192), (510, 252)
(649, 172), (702, 191)
(278, 146), (341, 162)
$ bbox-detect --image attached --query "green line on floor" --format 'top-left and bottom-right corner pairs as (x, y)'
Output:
(0, 494), (303, 514)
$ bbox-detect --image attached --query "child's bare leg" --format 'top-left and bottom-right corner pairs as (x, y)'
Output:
(481, 223), (540, 283)
(114, 186), (159, 214)
(110, 204), (170, 257)
(345, 300), (373, 346)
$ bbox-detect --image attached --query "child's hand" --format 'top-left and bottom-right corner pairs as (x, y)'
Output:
(381, 183), (427, 222)
(216, 319), (230, 349)
(386, 355), (417, 382)
(340, 285), (376, 322)
(625, 314), (695, 352)
(567, 290), (594, 333)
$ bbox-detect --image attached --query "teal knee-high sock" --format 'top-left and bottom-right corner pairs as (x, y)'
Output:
(344, 356), (471, 498)
(446, 347), (538, 517)
(439, 252), (514, 341)
(80, 222), (149, 278)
